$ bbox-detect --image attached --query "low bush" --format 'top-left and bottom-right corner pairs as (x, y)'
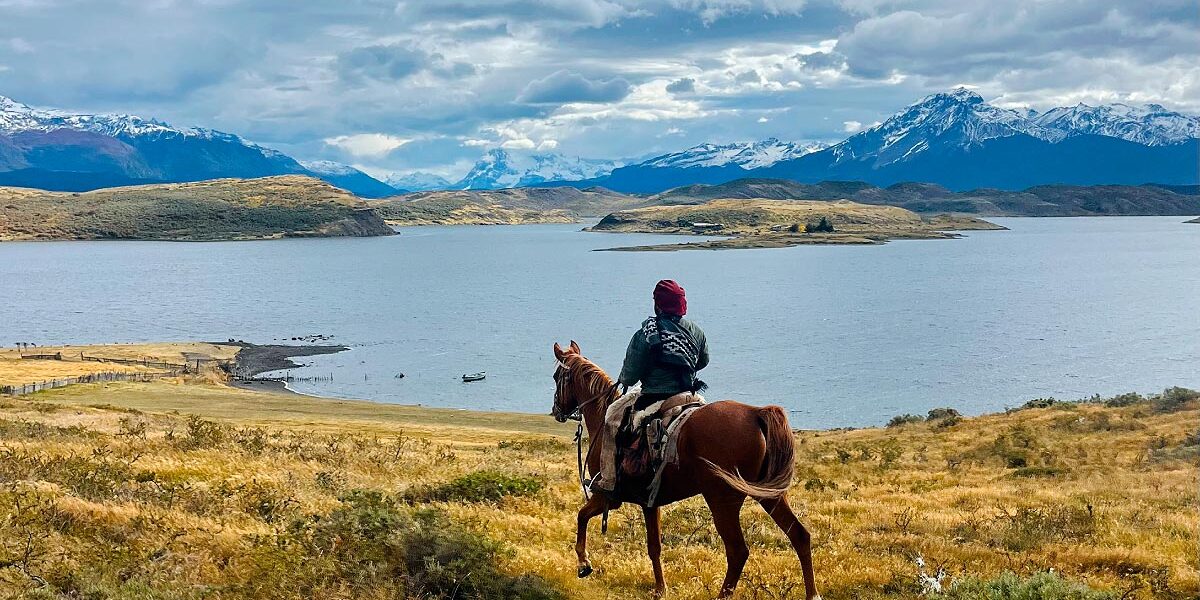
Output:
(927, 407), (961, 420)
(275, 490), (564, 599)
(1151, 386), (1199, 414)
(935, 415), (964, 429)
(1098, 392), (1145, 408)
(404, 470), (544, 504)
(933, 571), (1115, 600)
(1008, 466), (1066, 478)
(497, 437), (570, 453)
(887, 414), (925, 428)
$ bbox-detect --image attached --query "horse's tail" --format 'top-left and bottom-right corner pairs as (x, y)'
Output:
(704, 405), (795, 499)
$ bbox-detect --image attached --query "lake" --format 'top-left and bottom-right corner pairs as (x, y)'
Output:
(2, 216), (1197, 428)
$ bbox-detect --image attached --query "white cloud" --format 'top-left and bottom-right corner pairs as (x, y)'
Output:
(842, 120), (863, 132)
(500, 138), (537, 149)
(536, 139), (559, 150)
(323, 133), (413, 157)
(757, 116), (769, 123)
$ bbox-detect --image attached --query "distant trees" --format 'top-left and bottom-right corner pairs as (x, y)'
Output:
(805, 216), (834, 233)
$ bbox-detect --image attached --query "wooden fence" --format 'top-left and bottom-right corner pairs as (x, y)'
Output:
(0, 370), (180, 396)
(19, 353), (63, 361)
(80, 354), (189, 370)
(234, 373), (334, 384)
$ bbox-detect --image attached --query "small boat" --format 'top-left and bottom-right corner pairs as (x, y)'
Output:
(462, 372), (486, 382)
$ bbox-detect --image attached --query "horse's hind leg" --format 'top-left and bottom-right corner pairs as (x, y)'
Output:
(575, 493), (608, 577)
(643, 506), (666, 598)
(759, 497), (820, 600)
(705, 493), (749, 599)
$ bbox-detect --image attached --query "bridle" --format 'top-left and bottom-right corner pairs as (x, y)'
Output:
(552, 357), (618, 502)
(552, 359), (616, 423)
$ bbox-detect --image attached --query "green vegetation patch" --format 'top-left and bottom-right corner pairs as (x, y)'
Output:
(405, 469), (545, 504)
(933, 571), (1115, 600)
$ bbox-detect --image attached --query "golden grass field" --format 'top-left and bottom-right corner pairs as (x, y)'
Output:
(0, 343), (237, 387)
(0, 345), (1194, 599)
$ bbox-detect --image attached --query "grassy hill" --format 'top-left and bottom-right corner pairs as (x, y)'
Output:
(0, 346), (1194, 599)
(0, 176), (394, 241)
(652, 179), (1200, 216)
(589, 198), (1003, 250)
(371, 187), (649, 225)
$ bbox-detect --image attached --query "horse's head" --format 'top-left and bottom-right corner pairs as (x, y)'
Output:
(550, 340), (582, 422)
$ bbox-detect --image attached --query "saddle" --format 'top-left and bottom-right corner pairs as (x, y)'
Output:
(614, 392), (705, 506)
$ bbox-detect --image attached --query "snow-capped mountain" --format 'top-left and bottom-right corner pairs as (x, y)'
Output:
(385, 171), (453, 192)
(454, 149), (621, 190)
(1031, 103), (1200, 146)
(0, 94), (397, 196)
(585, 88), (1199, 193)
(828, 89), (1067, 167)
(640, 138), (827, 170)
(0, 95), (276, 148)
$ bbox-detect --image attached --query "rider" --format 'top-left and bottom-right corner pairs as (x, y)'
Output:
(592, 279), (709, 494)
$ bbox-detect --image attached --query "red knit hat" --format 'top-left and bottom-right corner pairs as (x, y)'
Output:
(653, 279), (687, 316)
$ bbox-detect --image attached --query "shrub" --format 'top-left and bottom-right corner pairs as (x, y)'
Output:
(277, 490), (564, 599)
(1017, 397), (1064, 411)
(995, 505), (1096, 551)
(1009, 466), (1066, 478)
(1100, 392), (1145, 408)
(497, 437), (570, 453)
(176, 416), (228, 450)
(404, 470), (544, 504)
(887, 414), (925, 428)
(1151, 386), (1199, 414)
(935, 415), (964, 429)
(927, 407), (961, 421)
(933, 571), (1115, 600)
(805, 216), (835, 233)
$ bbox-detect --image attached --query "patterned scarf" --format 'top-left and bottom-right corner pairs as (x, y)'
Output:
(641, 316), (701, 372)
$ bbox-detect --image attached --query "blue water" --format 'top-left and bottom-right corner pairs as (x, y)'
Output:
(1, 216), (1197, 428)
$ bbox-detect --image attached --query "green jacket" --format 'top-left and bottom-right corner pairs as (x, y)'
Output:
(617, 316), (710, 395)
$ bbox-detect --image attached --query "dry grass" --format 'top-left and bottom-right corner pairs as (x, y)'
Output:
(0, 380), (1194, 599)
(588, 199), (1004, 250)
(0, 342), (237, 386)
(0, 176), (392, 240)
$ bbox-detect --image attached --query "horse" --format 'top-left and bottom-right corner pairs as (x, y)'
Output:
(551, 341), (820, 599)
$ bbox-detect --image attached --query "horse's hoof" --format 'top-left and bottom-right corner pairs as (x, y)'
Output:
(577, 564), (593, 578)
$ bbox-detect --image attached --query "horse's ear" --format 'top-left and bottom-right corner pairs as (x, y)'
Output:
(553, 342), (566, 361)
(569, 340), (581, 354)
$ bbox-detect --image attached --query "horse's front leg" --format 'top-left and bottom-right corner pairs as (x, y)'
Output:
(643, 506), (666, 598)
(575, 493), (608, 577)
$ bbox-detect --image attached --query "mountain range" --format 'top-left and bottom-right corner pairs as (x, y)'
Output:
(1, 89), (1196, 196)
(563, 89), (1200, 193)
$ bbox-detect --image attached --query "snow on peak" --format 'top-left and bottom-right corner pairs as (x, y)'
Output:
(830, 88), (1066, 165)
(455, 148), (621, 189)
(300, 160), (361, 176)
(1031, 102), (1200, 146)
(642, 138), (827, 170)
(385, 171), (453, 191)
(0, 93), (254, 142)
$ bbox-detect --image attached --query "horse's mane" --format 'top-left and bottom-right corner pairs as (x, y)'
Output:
(565, 353), (617, 410)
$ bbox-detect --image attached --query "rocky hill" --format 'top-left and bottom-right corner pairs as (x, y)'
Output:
(651, 179), (1200, 216)
(0, 175), (394, 241)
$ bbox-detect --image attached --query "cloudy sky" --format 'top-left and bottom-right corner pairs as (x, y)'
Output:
(1, 0), (1196, 179)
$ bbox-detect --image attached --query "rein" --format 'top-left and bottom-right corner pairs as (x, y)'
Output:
(559, 365), (618, 502)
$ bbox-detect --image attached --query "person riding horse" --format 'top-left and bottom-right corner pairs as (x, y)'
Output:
(592, 279), (710, 494)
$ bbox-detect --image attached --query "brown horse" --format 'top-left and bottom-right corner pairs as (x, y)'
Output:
(551, 341), (820, 599)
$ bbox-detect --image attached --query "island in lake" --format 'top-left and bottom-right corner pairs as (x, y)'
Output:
(587, 198), (1004, 251)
